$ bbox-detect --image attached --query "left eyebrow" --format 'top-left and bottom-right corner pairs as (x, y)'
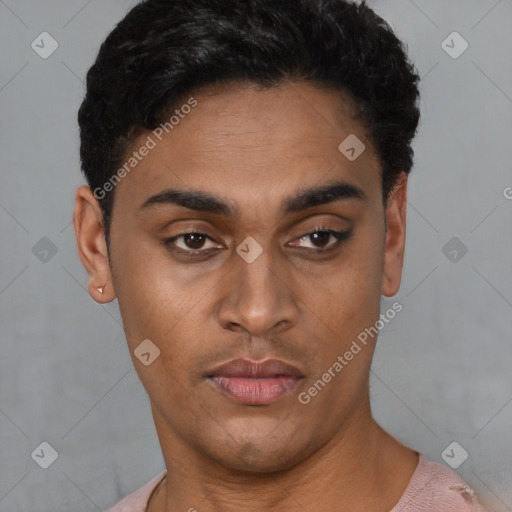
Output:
(282, 180), (367, 214)
(138, 179), (367, 217)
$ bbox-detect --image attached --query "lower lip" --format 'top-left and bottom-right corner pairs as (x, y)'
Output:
(208, 376), (300, 405)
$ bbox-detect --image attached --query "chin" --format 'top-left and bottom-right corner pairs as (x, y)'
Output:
(204, 429), (315, 474)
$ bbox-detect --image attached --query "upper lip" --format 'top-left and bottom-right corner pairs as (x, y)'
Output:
(207, 358), (304, 379)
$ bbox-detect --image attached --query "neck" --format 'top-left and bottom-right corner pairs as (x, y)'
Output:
(148, 395), (418, 512)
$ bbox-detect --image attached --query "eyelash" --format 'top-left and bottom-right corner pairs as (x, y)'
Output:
(163, 227), (352, 256)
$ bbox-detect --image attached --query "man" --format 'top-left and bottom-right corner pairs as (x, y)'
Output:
(73, 0), (488, 510)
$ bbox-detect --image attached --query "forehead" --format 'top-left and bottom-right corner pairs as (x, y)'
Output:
(113, 80), (382, 213)
(172, 81), (369, 159)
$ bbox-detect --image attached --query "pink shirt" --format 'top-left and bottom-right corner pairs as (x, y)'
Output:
(105, 454), (488, 511)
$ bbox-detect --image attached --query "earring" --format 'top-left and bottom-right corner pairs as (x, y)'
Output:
(97, 285), (105, 294)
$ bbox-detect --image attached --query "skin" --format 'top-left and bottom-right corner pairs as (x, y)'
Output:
(74, 80), (418, 512)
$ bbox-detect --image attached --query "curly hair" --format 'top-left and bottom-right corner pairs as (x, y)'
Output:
(78, 0), (421, 246)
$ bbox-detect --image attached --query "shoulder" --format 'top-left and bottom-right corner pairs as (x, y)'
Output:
(390, 454), (488, 512)
(105, 470), (167, 512)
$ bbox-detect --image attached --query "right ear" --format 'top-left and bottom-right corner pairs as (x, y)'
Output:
(73, 185), (116, 303)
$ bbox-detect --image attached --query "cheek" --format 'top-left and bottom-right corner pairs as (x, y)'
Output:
(110, 234), (225, 374)
(110, 240), (204, 407)
(109, 236), (186, 346)
(300, 229), (386, 387)
(300, 251), (384, 414)
(318, 230), (384, 325)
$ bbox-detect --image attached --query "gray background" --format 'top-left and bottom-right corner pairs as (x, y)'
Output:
(1, 0), (511, 510)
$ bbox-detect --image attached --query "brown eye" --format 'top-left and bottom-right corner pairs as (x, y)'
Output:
(164, 232), (222, 253)
(180, 233), (207, 250)
(288, 229), (352, 251)
(306, 231), (332, 248)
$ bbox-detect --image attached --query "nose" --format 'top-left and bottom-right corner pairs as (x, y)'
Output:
(216, 243), (299, 337)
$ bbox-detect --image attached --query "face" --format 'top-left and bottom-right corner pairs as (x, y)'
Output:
(75, 80), (407, 473)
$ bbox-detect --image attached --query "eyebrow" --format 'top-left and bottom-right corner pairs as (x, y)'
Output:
(138, 179), (367, 216)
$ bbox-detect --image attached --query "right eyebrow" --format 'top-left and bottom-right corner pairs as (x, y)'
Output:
(139, 188), (238, 216)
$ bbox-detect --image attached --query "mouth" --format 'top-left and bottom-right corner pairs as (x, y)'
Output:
(206, 358), (305, 405)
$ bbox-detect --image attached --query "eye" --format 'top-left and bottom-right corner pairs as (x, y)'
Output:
(163, 227), (352, 257)
(288, 228), (352, 251)
(164, 231), (222, 253)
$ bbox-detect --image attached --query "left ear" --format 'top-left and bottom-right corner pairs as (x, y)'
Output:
(381, 172), (408, 297)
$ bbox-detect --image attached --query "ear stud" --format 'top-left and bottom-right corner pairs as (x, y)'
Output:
(97, 285), (105, 294)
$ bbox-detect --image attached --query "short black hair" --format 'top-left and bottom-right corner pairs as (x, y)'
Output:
(78, 0), (421, 247)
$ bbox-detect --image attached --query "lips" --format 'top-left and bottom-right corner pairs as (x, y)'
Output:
(206, 358), (304, 405)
